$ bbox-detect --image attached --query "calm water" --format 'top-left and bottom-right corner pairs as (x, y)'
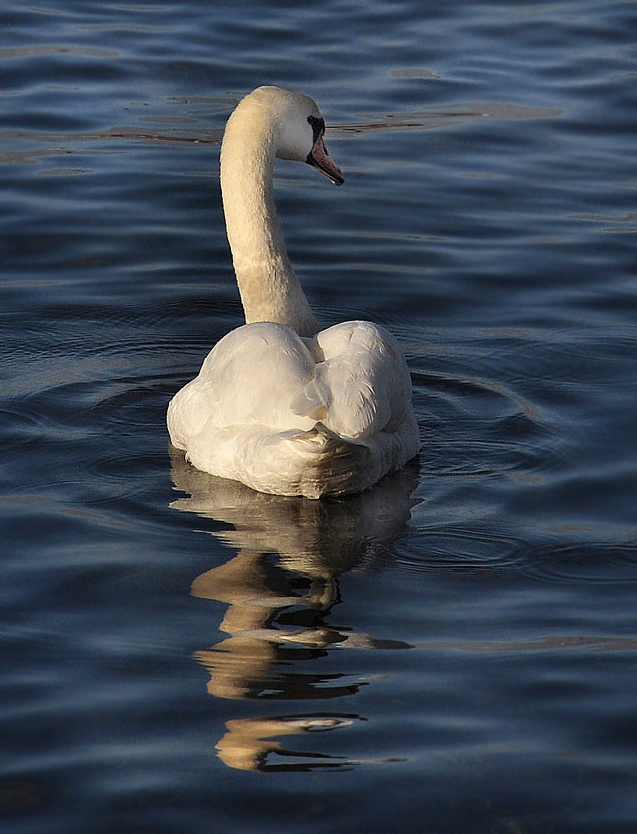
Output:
(2, 1), (637, 832)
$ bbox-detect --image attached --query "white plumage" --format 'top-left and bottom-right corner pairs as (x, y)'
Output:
(167, 86), (419, 498)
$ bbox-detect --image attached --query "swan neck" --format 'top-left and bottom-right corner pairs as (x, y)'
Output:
(220, 110), (319, 336)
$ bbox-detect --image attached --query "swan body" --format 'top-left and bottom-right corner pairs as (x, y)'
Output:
(168, 86), (419, 498)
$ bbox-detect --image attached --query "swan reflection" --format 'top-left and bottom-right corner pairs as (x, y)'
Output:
(170, 449), (419, 770)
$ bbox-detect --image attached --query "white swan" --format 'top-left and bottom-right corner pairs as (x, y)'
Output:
(167, 86), (420, 498)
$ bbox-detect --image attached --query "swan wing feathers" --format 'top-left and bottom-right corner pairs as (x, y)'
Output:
(294, 321), (412, 439)
(168, 322), (317, 446)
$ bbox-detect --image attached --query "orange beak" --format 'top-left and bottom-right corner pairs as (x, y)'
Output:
(307, 135), (345, 186)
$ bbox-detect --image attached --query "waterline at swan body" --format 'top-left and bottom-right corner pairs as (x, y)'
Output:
(167, 86), (420, 498)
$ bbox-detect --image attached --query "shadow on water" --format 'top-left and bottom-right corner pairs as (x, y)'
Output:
(169, 448), (420, 772)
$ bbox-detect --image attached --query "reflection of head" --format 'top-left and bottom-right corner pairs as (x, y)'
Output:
(216, 714), (358, 772)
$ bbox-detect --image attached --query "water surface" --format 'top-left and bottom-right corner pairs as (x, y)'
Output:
(2, 1), (637, 832)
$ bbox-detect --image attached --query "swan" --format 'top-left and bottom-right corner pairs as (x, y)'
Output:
(167, 86), (420, 498)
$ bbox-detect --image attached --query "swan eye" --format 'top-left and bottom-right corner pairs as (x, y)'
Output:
(307, 115), (325, 145)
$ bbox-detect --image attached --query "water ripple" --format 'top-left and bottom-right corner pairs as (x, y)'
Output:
(512, 542), (637, 586)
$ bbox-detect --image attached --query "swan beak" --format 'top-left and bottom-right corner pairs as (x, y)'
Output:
(307, 136), (345, 186)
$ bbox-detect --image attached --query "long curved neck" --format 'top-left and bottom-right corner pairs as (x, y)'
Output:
(220, 106), (319, 337)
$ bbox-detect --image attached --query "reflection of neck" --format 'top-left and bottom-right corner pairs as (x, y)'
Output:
(220, 107), (319, 336)
(190, 549), (278, 634)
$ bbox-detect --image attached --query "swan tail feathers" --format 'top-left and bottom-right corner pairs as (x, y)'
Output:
(284, 423), (371, 499)
(181, 420), (374, 499)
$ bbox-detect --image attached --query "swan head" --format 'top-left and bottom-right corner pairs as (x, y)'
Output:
(242, 86), (345, 186)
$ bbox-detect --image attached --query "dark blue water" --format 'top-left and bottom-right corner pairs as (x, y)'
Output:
(2, 1), (637, 832)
